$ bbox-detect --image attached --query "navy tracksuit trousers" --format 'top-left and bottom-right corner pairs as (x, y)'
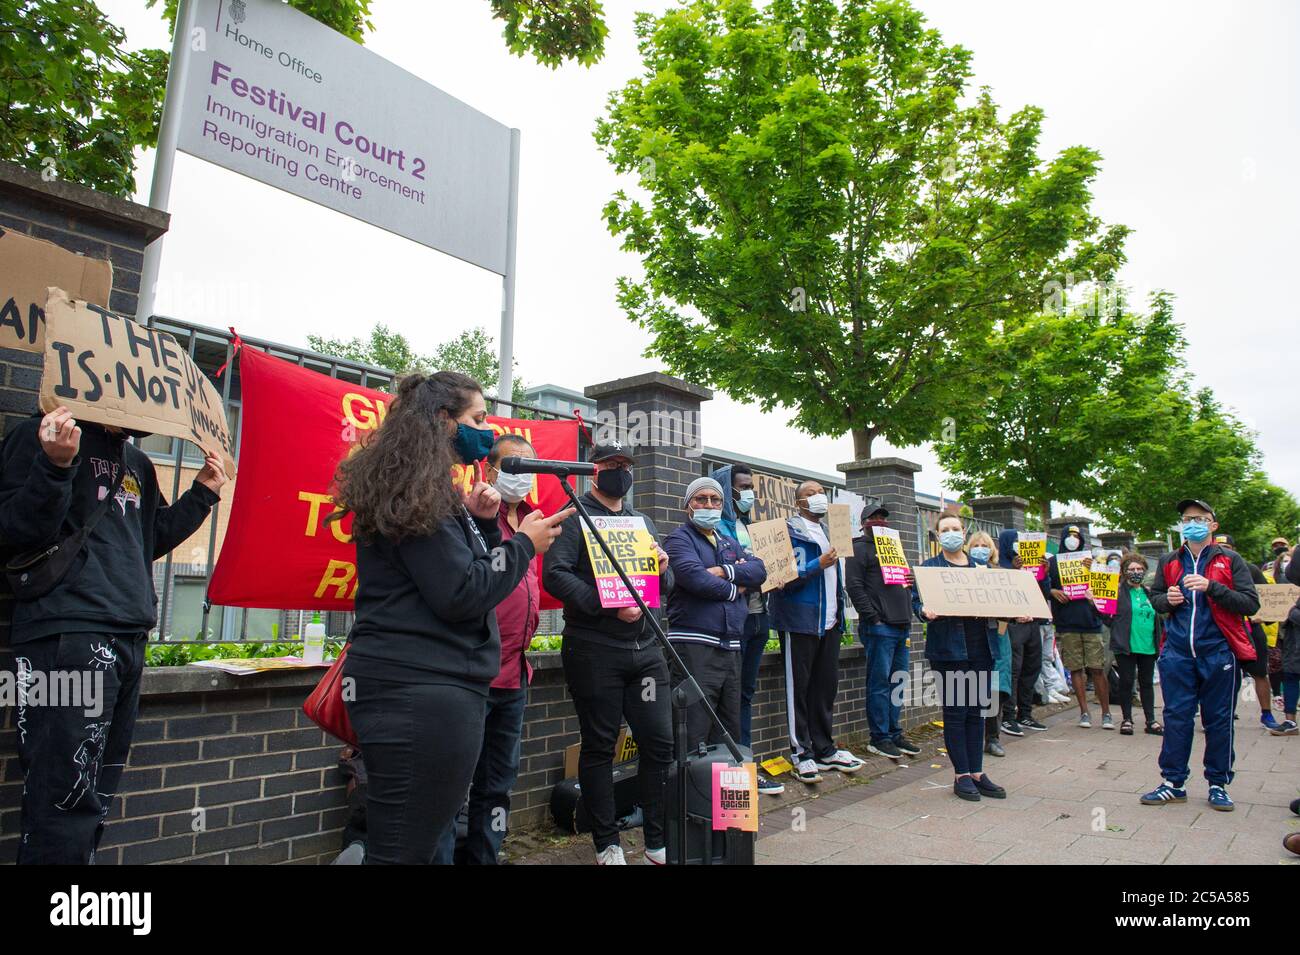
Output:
(1157, 643), (1240, 788)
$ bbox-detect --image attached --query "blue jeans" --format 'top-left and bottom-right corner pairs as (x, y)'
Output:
(862, 622), (910, 744)
(739, 611), (769, 747)
(432, 686), (527, 864)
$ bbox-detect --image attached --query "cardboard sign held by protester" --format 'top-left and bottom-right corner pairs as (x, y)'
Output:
(1018, 532), (1047, 581)
(826, 503), (854, 555)
(37, 290), (236, 477)
(871, 525), (911, 586)
(1091, 565), (1120, 615)
(913, 565), (1051, 619)
(582, 515), (660, 609)
(0, 228), (113, 354)
(747, 518), (798, 593)
(1056, 552), (1093, 600)
(750, 472), (799, 523)
(1254, 583), (1300, 623)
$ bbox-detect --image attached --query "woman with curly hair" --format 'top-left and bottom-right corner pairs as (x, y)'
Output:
(333, 370), (572, 864)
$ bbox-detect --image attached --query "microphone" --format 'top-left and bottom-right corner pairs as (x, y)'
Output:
(499, 456), (596, 477)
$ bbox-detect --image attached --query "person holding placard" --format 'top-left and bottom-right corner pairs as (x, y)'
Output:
(334, 372), (572, 865)
(0, 408), (226, 864)
(844, 498), (922, 761)
(967, 531), (1013, 759)
(664, 477), (767, 750)
(1274, 600), (1300, 736)
(714, 464), (785, 795)
(769, 480), (865, 784)
(995, 528), (1051, 729)
(1108, 553), (1164, 736)
(542, 443), (676, 865)
(1214, 533), (1279, 731)
(1042, 525), (1111, 729)
(912, 515), (1026, 801)
(1140, 500), (1259, 812)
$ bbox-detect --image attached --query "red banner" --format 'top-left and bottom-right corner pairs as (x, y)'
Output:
(207, 345), (579, 611)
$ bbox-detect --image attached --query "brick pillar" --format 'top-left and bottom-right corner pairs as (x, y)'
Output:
(969, 495), (1029, 532)
(584, 372), (712, 537)
(1099, 531), (1136, 554)
(1137, 539), (1168, 562)
(1047, 514), (1093, 548)
(0, 160), (169, 438)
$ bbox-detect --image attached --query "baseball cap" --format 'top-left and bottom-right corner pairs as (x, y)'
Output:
(863, 495), (888, 519)
(589, 442), (636, 465)
(1176, 498), (1215, 517)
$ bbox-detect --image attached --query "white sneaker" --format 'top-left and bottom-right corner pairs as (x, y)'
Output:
(595, 845), (627, 865)
(814, 749), (865, 774)
(794, 758), (822, 784)
(642, 846), (666, 865)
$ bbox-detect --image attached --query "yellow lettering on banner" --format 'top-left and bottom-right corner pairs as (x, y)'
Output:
(315, 559), (358, 599)
(342, 392), (388, 431)
(298, 490), (353, 543)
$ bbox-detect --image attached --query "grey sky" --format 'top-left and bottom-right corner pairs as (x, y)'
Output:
(102, 0), (1300, 517)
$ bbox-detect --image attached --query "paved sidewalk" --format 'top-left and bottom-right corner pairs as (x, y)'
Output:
(755, 706), (1300, 865)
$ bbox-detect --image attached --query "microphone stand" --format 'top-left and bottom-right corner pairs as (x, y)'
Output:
(545, 470), (748, 865)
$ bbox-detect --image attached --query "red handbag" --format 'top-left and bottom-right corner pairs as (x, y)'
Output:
(302, 643), (357, 747)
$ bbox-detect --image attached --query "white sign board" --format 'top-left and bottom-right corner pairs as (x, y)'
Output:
(177, 0), (513, 274)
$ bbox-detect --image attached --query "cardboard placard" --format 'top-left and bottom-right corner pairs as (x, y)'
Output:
(871, 525), (911, 586)
(750, 471), (799, 523)
(38, 290), (236, 477)
(0, 228), (112, 354)
(747, 518), (798, 593)
(581, 515), (660, 609)
(1091, 566), (1120, 614)
(913, 565), (1051, 619)
(826, 503), (854, 555)
(1055, 552), (1093, 600)
(564, 726), (637, 778)
(1255, 584), (1300, 623)
(711, 762), (759, 832)
(1018, 532), (1047, 581)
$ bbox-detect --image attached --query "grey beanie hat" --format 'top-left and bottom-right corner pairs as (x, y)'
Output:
(682, 476), (724, 509)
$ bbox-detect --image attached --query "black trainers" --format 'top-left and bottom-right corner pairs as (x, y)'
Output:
(894, 736), (921, 756)
(954, 777), (981, 801)
(868, 740), (902, 760)
(972, 775), (1007, 798)
(1000, 719), (1024, 737)
(1019, 718), (1048, 731)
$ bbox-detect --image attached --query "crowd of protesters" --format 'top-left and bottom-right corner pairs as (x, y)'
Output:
(4, 372), (1299, 865)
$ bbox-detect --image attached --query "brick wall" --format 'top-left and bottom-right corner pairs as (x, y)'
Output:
(2, 644), (888, 863)
(0, 160), (168, 439)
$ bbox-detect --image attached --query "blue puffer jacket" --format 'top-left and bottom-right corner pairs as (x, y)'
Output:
(663, 521), (767, 649)
(768, 516), (845, 636)
(911, 553), (1000, 663)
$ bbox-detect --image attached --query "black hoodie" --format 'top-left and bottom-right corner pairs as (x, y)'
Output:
(0, 417), (219, 642)
(844, 524), (913, 627)
(1040, 526), (1103, 633)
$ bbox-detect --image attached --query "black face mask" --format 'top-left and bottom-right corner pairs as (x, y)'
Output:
(596, 468), (633, 498)
(1126, 572), (1145, 585)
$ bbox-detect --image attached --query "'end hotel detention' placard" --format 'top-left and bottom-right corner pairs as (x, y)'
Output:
(913, 566), (1051, 619)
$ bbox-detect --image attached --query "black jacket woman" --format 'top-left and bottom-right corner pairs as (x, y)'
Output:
(1108, 552), (1164, 736)
(333, 371), (572, 864)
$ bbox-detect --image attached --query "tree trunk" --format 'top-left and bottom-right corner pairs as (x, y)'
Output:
(851, 427), (875, 461)
(1041, 501), (1052, 528)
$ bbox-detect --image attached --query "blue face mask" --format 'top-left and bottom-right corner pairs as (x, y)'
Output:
(691, 508), (722, 531)
(1181, 521), (1210, 543)
(970, 546), (991, 564)
(735, 490), (755, 514)
(939, 531), (965, 552)
(453, 423), (495, 465)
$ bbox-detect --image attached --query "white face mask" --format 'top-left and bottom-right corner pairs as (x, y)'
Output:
(1063, 536), (1080, 551)
(493, 469), (533, 504)
(804, 493), (829, 515)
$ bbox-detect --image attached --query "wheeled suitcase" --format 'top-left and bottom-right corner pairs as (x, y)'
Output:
(550, 759), (641, 833)
(664, 743), (757, 865)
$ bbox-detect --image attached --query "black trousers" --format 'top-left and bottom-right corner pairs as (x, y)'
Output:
(1114, 652), (1157, 724)
(15, 631), (146, 864)
(933, 660), (990, 776)
(667, 641), (742, 751)
(561, 638), (672, 853)
(1002, 622), (1043, 722)
(345, 674), (487, 865)
(783, 628), (841, 762)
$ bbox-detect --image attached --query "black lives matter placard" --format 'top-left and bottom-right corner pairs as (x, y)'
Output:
(38, 289), (236, 477)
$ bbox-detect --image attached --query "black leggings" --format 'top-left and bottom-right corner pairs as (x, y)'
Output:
(933, 661), (990, 776)
(1114, 652), (1157, 725)
(345, 675), (487, 864)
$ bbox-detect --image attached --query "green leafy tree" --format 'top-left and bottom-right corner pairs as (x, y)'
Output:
(596, 0), (1127, 459)
(1215, 473), (1300, 566)
(1092, 385), (1260, 541)
(935, 293), (1185, 526)
(307, 324), (529, 413)
(491, 0), (608, 67)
